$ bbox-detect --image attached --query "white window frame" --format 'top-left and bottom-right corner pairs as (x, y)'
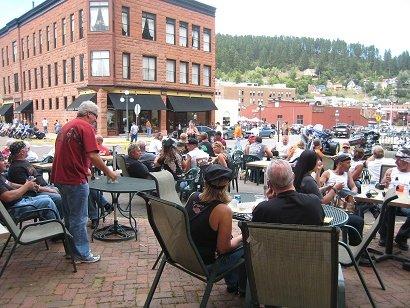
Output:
(91, 50), (110, 77)
(203, 65), (211, 86)
(203, 28), (211, 52)
(122, 53), (130, 79)
(179, 61), (188, 84)
(179, 22), (188, 47)
(192, 63), (200, 85)
(166, 18), (175, 45)
(142, 56), (156, 81)
(90, 1), (110, 32)
(166, 59), (176, 82)
(192, 25), (200, 50)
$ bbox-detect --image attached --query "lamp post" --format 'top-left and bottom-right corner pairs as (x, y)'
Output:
(120, 90), (135, 141)
(258, 101), (263, 123)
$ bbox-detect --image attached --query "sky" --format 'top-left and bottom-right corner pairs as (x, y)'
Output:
(1, 0), (409, 56)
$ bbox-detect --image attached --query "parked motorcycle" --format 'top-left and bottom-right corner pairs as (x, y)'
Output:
(349, 130), (380, 158)
(303, 128), (340, 156)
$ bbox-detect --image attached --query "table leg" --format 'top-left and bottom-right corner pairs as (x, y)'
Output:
(375, 207), (409, 263)
(92, 192), (136, 242)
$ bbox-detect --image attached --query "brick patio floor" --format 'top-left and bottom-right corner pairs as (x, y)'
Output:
(0, 191), (409, 307)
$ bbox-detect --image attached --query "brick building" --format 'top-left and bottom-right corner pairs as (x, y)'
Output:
(241, 100), (368, 129)
(0, 0), (216, 135)
(215, 80), (296, 108)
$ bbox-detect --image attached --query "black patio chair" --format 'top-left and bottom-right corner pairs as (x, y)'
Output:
(243, 154), (262, 184)
(140, 193), (244, 308)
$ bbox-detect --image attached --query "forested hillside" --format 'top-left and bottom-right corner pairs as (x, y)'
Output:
(216, 34), (410, 95)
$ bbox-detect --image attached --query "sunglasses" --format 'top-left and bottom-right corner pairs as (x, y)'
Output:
(88, 111), (98, 119)
(343, 146), (350, 149)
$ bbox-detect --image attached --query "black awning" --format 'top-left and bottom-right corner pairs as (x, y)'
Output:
(66, 93), (97, 111)
(0, 104), (13, 116)
(14, 100), (33, 114)
(108, 93), (166, 111)
(167, 96), (217, 112)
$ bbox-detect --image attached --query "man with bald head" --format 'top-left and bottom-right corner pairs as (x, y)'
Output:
(252, 159), (324, 225)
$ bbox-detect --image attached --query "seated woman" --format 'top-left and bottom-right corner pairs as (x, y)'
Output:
(185, 165), (245, 295)
(154, 139), (183, 180)
(286, 140), (305, 163)
(211, 141), (230, 168)
(293, 150), (364, 240)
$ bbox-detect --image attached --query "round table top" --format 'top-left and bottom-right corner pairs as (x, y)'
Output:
(89, 176), (156, 193)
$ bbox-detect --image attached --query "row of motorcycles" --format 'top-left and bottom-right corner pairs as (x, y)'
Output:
(302, 126), (381, 157)
(0, 123), (45, 140)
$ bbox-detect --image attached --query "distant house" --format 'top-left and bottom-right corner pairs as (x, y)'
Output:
(302, 69), (318, 77)
(346, 80), (356, 90)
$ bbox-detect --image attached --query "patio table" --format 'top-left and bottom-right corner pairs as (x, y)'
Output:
(355, 190), (410, 263)
(89, 176), (156, 242)
(229, 193), (349, 227)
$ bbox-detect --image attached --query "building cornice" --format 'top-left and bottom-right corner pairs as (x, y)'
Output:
(165, 0), (216, 17)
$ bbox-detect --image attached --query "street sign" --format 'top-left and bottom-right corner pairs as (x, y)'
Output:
(134, 104), (141, 115)
(375, 114), (382, 123)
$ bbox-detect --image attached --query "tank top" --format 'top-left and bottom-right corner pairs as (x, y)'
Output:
(185, 192), (222, 265)
(326, 170), (348, 189)
(389, 167), (410, 188)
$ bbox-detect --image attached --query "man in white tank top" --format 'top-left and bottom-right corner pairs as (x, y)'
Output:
(366, 145), (390, 183)
(379, 148), (410, 251)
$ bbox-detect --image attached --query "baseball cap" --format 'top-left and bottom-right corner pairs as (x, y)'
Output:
(334, 153), (351, 166)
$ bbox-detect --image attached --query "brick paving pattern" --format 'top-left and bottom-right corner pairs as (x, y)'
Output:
(0, 194), (409, 307)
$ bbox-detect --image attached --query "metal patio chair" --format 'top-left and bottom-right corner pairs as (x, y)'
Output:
(0, 201), (77, 278)
(239, 222), (345, 308)
(140, 193), (244, 308)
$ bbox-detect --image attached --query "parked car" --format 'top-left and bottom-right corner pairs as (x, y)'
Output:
(223, 127), (235, 140)
(244, 125), (276, 138)
(196, 125), (216, 138)
(332, 123), (350, 138)
(290, 124), (304, 135)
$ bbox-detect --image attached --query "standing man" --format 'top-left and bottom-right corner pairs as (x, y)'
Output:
(130, 122), (138, 143)
(51, 101), (118, 263)
(145, 120), (152, 137)
(42, 117), (48, 134)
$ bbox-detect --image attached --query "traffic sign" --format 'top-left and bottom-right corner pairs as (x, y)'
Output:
(134, 104), (141, 115)
(375, 114), (382, 123)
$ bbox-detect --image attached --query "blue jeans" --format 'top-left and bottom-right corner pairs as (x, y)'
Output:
(146, 127), (152, 137)
(8, 195), (60, 222)
(56, 183), (90, 259)
(207, 247), (246, 291)
(130, 133), (138, 143)
(38, 191), (63, 219)
(88, 189), (110, 220)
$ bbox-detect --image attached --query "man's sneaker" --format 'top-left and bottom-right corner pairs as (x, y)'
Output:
(75, 253), (101, 264)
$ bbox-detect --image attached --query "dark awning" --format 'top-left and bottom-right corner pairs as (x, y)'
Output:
(108, 93), (165, 111)
(0, 104), (13, 116)
(66, 93), (97, 111)
(14, 100), (33, 114)
(167, 96), (217, 112)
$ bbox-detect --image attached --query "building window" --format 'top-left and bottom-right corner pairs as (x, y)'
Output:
(296, 115), (304, 124)
(203, 28), (211, 52)
(21, 38), (24, 60)
(192, 25), (200, 50)
(62, 18), (66, 45)
(35, 99), (38, 110)
(166, 18), (175, 45)
(26, 36), (30, 58)
(46, 26), (50, 51)
(79, 9), (84, 38)
(277, 115), (283, 119)
(40, 66), (44, 88)
(63, 60), (67, 84)
(142, 56), (156, 81)
(28, 70), (31, 90)
(54, 62), (58, 85)
(71, 57), (75, 82)
(79, 54), (84, 81)
(192, 63), (200, 85)
(179, 61), (188, 84)
(1, 48), (4, 67)
(34, 68), (38, 89)
(39, 29), (43, 53)
(70, 14), (74, 42)
(41, 99), (44, 110)
(49, 98), (52, 110)
(90, 1), (109, 32)
(14, 73), (19, 92)
(7, 76), (10, 93)
(12, 41), (17, 62)
(91, 51), (110, 76)
(122, 7), (130, 36)
(122, 53), (130, 79)
(33, 33), (36, 56)
(53, 22), (57, 48)
(203, 65), (211, 86)
(166, 59), (176, 83)
(142, 12), (155, 40)
(5, 46), (9, 65)
(179, 21), (188, 47)
(64, 96), (68, 109)
(2, 77), (5, 95)
(56, 97), (59, 109)
(47, 64), (52, 87)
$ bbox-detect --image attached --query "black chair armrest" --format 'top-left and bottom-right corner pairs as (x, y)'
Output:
(340, 224), (362, 246)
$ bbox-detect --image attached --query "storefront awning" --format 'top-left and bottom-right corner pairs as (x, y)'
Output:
(66, 93), (97, 111)
(0, 103), (13, 116)
(167, 96), (217, 112)
(14, 100), (33, 114)
(108, 93), (165, 110)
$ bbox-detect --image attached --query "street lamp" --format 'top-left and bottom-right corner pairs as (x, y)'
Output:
(258, 101), (263, 123)
(120, 90), (135, 141)
(335, 109), (340, 126)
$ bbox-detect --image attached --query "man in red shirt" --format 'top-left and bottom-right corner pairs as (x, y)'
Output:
(51, 101), (117, 263)
(96, 135), (111, 156)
